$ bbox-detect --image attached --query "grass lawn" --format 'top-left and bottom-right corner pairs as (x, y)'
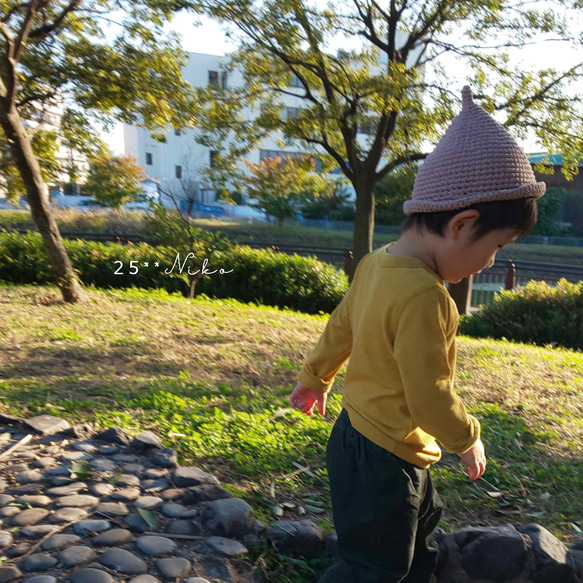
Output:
(0, 282), (581, 567)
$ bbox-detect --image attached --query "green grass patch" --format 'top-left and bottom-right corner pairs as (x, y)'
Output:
(0, 283), (582, 579)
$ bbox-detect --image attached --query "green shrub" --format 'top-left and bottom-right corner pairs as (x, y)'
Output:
(459, 279), (583, 349)
(0, 232), (347, 314)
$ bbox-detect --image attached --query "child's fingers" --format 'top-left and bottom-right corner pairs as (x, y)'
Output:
(317, 394), (327, 416)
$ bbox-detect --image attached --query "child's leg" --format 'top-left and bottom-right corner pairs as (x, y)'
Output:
(401, 469), (443, 583)
(319, 409), (441, 583)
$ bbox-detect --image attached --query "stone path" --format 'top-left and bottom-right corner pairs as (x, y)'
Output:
(0, 415), (326, 583)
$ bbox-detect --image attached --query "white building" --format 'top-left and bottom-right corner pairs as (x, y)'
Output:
(124, 39), (420, 218)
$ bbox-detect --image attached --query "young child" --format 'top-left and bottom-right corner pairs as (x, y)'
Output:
(289, 86), (545, 583)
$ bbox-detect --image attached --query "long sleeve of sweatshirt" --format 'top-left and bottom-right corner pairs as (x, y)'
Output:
(393, 287), (480, 454)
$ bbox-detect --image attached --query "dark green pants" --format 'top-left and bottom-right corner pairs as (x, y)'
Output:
(319, 409), (443, 583)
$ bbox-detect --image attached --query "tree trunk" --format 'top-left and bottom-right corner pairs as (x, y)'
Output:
(350, 178), (375, 282)
(0, 104), (84, 303)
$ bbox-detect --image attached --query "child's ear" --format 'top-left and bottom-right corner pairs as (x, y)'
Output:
(446, 209), (480, 240)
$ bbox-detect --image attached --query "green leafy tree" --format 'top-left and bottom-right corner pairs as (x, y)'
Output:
(244, 155), (326, 226)
(83, 154), (146, 210)
(374, 164), (417, 226)
(191, 0), (583, 279)
(532, 187), (567, 236)
(0, 0), (196, 302)
(301, 179), (354, 221)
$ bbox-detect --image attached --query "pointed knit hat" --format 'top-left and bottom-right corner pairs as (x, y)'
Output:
(403, 86), (546, 214)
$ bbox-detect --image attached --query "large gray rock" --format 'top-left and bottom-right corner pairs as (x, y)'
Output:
(183, 485), (234, 504)
(156, 558), (191, 581)
(459, 525), (531, 582)
(148, 448), (178, 469)
(24, 415), (70, 436)
(99, 548), (148, 575)
(201, 498), (256, 538)
(173, 467), (219, 488)
(266, 520), (325, 554)
(94, 426), (130, 445)
(129, 431), (163, 453)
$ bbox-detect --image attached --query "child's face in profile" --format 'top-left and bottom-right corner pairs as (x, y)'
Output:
(439, 226), (518, 284)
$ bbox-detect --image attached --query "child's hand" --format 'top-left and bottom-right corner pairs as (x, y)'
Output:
(458, 438), (486, 481)
(289, 382), (327, 416)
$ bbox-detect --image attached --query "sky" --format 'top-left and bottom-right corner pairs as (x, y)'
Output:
(102, 6), (583, 156)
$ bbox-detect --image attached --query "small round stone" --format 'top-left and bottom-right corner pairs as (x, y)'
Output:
(91, 458), (116, 472)
(122, 463), (144, 473)
(56, 495), (99, 508)
(21, 553), (58, 572)
(96, 502), (129, 517)
(11, 508), (49, 526)
(21, 525), (59, 539)
(58, 545), (97, 568)
(16, 495), (52, 507)
(186, 579), (211, 583)
(50, 507), (88, 523)
(116, 474), (140, 487)
(141, 480), (169, 493)
(99, 549), (148, 574)
(156, 558), (191, 580)
(61, 451), (91, 462)
(166, 520), (197, 536)
(88, 483), (114, 497)
(15, 470), (43, 483)
(161, 503), (186, 518)
(23, 576), (57, 583)
(73, 520), (111, 536)
(0, 565), (23, 582)
(159, 489), (183, 501)
(0, 531), (13, 549)
(0, 507), (21, 518)
(92, 528), (134, 547)
(111, 488), (140, 502)
(31, 458), (57, 469)
(136, 535), (176, 556)
(42, 534), (83, 551)
(0, 495), (15, 505)
(70, 568), (114, 583)
(124, 513), (150, 532)
(6, 541), (30, 558)
(112, 453), (137, 463)
(129, 577), (159, 583)
(205, 536), (248, 557)
(73, 442), (98, 453)
(46, 483), (87, 497)
(134, 496), (163, 510)
(143, 468), (168, 479)
(97, 444), (118, 454)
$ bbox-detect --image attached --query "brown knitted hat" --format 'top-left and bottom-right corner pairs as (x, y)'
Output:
(403, 86), (546, 215)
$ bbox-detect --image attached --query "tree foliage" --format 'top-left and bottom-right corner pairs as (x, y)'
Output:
(83, 154), (146, 210)
(244, 155), (329, 226)
(191, 0), (583, 276)
(374, 164), (417, 226)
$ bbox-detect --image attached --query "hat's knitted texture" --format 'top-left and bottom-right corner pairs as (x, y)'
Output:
(403, 86), (546, 215)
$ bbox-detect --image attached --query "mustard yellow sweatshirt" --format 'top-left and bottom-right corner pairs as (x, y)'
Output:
(298, 244), (480, 468)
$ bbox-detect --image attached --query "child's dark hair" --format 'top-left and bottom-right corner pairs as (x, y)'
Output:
(401, 197), (538, 241)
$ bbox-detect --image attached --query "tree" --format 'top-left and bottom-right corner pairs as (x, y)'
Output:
(83, 154), (146, 210)
(301, 179), (354, 221)
(191, 0), (583, 279)
(374, 164), (417, 226)
(0, 0), (196, 302)
(244, 155), (327, 226)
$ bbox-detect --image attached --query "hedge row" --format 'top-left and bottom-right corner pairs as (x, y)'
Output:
(460, 279), (583, 350)
(0, 232), (348, 314)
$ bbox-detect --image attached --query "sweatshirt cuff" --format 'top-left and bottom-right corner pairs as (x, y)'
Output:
(298, 364), (333, 394)
(445, 415), (481, 454)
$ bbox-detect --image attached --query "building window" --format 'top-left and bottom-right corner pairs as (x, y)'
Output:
(174, 128), (182, 136)
(290, 73), (303, 88)
(221, 71), (228, 89)
(285, 107), (299, 120)
(210, 151), (218, 168)
(208, 70), (219, 86)
(146, 153), (153, 165)
(175, 165), (182, 179)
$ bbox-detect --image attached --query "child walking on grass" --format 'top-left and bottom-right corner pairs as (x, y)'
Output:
(289, 86), (545, 583)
